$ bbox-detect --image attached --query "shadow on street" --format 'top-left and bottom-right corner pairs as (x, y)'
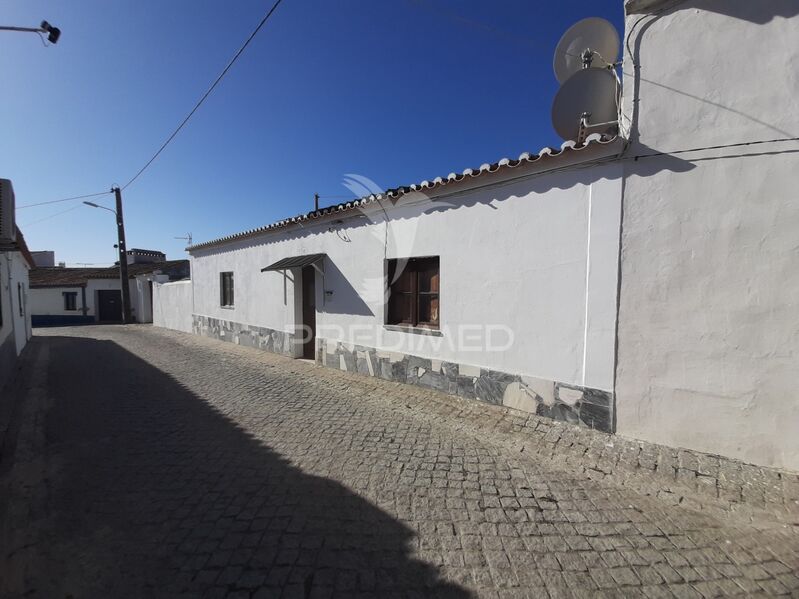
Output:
(1, 335), (470, 598)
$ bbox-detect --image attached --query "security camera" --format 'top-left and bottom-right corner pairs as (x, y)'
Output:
(40, 20), (60, 44)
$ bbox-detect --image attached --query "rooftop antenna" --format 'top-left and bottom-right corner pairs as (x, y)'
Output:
(551, 17), (621, 142)
(175, 233), (193, 248)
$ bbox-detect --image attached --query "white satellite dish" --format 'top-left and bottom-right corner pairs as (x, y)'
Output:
(553, 17), (620, 83)
(551, 68), (618, 141)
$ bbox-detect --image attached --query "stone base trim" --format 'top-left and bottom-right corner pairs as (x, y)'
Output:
(317, 338), (614, 433)
(192, 315), (296, 357)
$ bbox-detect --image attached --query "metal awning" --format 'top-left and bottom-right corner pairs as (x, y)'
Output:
(261, 253), (326, 272)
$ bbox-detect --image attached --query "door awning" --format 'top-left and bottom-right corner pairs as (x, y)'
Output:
(261, 253), (326, 272)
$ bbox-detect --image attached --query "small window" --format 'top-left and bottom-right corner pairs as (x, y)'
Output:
(386, 257), (439, 328)
(220, 272), (234, 307)
(17, 283), (24, 317)
(63, 291), (78, 311)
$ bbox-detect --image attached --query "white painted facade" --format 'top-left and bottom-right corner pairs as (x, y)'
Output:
(154, 1), (799, 470)
(0, 248), (32, 390)
(153, 279), (193, 333)
(185, 145), (624, 397)
(27, 286), (85, 317)
(29, 279), (139, 323)
(616, 1), (799, 469)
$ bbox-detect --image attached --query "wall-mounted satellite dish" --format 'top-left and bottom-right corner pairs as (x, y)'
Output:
(553, 17), (620, 83)
(551, 68), (618, 141)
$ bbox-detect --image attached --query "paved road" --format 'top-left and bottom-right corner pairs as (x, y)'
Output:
(0, 326), (797, 598)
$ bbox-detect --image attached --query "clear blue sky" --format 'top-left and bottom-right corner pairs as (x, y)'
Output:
(2, 1), (623, 265)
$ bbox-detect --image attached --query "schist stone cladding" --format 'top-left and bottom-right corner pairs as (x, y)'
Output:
(193, 315), (296, 357)
(192, 315), (614, 433)
(318, 338), (613, 433)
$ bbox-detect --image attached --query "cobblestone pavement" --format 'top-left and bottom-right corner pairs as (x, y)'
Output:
(0, 326), (797, 599)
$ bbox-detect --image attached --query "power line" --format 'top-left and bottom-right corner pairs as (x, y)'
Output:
(16, 190), (112, 209)
(632, 135), (799, 160)
(21, 204), (82, 227)
(121, 0), (285, 191)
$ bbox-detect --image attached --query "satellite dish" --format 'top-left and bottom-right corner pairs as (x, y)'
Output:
(551, 68), (618, 141)
(553, 17), (620, 83)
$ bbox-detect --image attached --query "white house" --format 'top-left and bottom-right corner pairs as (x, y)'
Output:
(1, 179), (35, 391)
(30, 253), (189, 326)
(165, 136), (625, 434)
(155, 0), (799, 471)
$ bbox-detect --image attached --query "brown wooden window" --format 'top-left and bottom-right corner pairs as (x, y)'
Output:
(220, 272), (234, 307)
(386, 257), (439, 328)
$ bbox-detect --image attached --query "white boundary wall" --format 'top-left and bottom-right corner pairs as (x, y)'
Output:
(153, 280), (193, 333)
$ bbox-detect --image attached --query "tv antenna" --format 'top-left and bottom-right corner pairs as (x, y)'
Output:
(551, 17), (621, 142)
(175, 233), (193, 248)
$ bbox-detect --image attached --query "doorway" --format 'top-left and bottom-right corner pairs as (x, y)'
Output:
(97, 290), (122, 322)
(301, 265), (316, 359)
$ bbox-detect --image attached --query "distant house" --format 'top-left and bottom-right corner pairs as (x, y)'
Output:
(29, 251), (188, 326)
(1, 220), (35, 390)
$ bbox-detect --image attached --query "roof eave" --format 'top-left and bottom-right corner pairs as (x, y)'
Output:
(188, 133), (623, 253)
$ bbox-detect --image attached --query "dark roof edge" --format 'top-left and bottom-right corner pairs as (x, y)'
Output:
(188, 134), (622, 252)
(14, 227), (37, 269)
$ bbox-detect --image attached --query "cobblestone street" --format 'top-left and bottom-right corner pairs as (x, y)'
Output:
(0, 325), (797, 598)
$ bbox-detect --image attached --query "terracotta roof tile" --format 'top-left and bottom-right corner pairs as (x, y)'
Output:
(30, 259), (189, 288)
(188, 133), (620, 251)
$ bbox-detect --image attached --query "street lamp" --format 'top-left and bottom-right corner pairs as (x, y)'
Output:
(0, 20), (61, 44)
(83, 189), (132, 324)
(82, 201), (114, 213)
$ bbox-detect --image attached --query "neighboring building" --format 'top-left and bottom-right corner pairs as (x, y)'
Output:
(154, 1), (799, 470)
(613, 0), (799, 471)
(30, 250), (55, 267)
(126, 248), (166, 265)
(1, 178), (35, 391)
(29, 258), (189, 326)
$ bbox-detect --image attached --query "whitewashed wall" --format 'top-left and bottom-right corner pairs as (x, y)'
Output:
(8, 252), (31, 353)
(30, 279), (138, 322)
(616, 1), (799, 470)
(132, 275), (162, 324)
(190, 152), (623, 393)
(0, 250), (31, 390)
(29, 286), (85, 317)
(153, 279), (193, 333)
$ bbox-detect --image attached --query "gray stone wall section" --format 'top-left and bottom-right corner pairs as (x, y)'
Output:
(317, 338), (614, 433)
(192, 315), (295, 357)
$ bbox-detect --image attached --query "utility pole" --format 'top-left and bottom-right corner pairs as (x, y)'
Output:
(113, 187), (132, 324)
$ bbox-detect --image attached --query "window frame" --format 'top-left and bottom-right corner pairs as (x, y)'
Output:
(63, 291), (78, 311)
(220, 271), (235, 307)
(385, 256), (440, 330)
